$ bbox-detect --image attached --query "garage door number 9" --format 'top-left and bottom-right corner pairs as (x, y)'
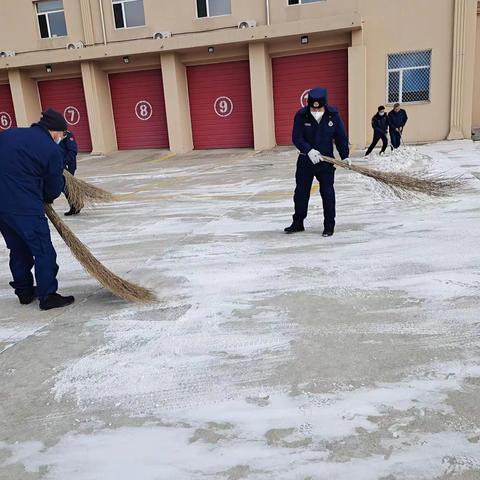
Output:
(214, 97), (233, 117)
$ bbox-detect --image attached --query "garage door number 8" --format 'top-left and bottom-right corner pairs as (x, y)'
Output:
(135, 101), (153, 121)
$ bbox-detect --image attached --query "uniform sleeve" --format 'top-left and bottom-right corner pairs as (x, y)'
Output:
(292, 112), (313, 154)
(334, 114), (349, 160)
(62, 134), (78, 174)
(43, 148), (66, 203)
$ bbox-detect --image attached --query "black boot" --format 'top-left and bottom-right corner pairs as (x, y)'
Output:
(65, 207), (80, 216)
(39, 293), (75, 311)
(17, 291), (36, 305)
(284, 222), (305, 234)
(322, 229), (334, 237)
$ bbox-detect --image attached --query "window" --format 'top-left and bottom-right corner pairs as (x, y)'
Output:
(387, 50), (431, 103)
(112, 0), (145, 29)
(36, 0), (67, 39)
(197, 0), (231, 18)
(288, 0), (323, 5)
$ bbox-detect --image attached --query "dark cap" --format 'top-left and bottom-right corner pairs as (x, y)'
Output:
(378, 105), (385, 111)
(308, 87), (328, 108)
(38, 108), (67, 132)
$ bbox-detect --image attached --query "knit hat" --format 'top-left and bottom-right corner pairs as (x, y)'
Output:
(38, 108), (67, 132)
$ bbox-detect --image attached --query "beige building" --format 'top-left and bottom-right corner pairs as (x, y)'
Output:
(0, 0), (478, 154)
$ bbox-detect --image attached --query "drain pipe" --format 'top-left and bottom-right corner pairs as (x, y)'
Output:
(266, 0), (270, 25)
(98, 0), (107, 45)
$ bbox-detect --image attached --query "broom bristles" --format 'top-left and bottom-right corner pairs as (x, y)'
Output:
(45, 203), (156, 303)
(321, 155), (466, 199)
(64, 170), (116, 211)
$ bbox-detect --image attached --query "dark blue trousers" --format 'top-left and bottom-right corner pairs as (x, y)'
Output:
(292, 155), (336, 231)
(390, 129), (401, 149)
(0, 214), (59, 301)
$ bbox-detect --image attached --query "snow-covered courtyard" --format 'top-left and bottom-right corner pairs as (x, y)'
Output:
(1, 141), (480, 480)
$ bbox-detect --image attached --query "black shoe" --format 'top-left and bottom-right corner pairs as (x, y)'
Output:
(322, 230), (334, 237)
(64, 208), (81, 216)
(17, 291), (36, 305)
(284, 222), (305, 234)
(39, 293), (75, 311)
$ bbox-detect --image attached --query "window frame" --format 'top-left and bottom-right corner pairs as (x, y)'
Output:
(196, 0), (232, 19)
(287, 0), (324, 6)
(36, 0), (67, 39)
(385, 49), (432, 105)
(112, 0), (146, 30)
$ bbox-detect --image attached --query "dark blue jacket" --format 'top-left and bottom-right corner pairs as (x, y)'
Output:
(371, 113), (389, 134)
(292, 105), (349, 160)
(0, 124), (65, 216)
(60, 130), (78, 174)
(388, 109), (408, 130)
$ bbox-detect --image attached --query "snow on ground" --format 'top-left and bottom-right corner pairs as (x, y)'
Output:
(0, 141), (480, 479)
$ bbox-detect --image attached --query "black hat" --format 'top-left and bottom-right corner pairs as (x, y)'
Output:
(39, 108), (67, 132)
(308, 87), (328, 108)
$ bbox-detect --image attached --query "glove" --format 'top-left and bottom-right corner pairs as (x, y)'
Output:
(344, 158), (352, 167)
(308, 149), (321, 165)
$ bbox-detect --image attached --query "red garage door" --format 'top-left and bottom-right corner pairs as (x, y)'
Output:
(0, 84), (17, 131)
(109, 69), (169, 150)
(187, 61), (253, 149)
(38, 78), (92, 152)
(272, 50), (349, 145)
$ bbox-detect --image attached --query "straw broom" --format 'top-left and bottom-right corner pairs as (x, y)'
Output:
(64, 170), (116, 211)
(320, 155), (466, 199)
(45, 203), (156, 303)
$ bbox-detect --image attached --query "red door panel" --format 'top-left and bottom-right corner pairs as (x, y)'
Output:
(187, 61), (253, 149)
(272, 50), (349, 145)
(109, 69), (169, 150)
(0, 84), (17, 131)
(38, 78), (92, 152)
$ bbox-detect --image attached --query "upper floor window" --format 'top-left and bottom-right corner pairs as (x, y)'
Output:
(387, 50), (431, 103)
(197, 0), (231, 18)
(112, 0), (145, 29)
(36, 0), (67, 38)
(288, 0), (323, 4)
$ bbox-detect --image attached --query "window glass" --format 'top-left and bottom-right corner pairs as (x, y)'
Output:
(113, 3), (124, 28)
(208, 0), (231, 16)
(124, 0), (145, 27)
(48, 11), (67, 37)
(197, 0), (208, 17)
(37, 0), (64, 13)
(38, 14), (49, 38)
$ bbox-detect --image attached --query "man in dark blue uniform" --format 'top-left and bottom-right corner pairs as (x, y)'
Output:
(365, 106), (389, 156)
(61, 130), (82, 216)
(285, 87), (350, 237)
(0, 109), (75, 310)
(388, 103), (408, 149)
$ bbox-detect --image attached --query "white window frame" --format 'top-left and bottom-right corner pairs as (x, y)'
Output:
(36, 1), (67, 39)
(196, 0), (232, 19)
(386, 50), (432, 105)
(112, 0), (145, 30)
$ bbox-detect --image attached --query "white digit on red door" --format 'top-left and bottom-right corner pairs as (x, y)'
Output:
(300, 89), (311, 108)
(63, 106), (80, 126)
(135, 101), (153, 121)
(214, 97), (233, 117)
(0, 112), (12, 130)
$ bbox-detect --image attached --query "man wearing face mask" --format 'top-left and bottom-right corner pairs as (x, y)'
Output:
(285, 87), (350, 237)
(388, 103), (408, 149)
(0, 109), (75, 310)
(365, 106), (389, 156)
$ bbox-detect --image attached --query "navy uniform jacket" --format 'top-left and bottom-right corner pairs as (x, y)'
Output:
(292, 106), (349, 161)
(387, 109), (408, 130)
(0, 124), (65, 216)
(371, 113), (389, 134)
(60, 131), (78, 174)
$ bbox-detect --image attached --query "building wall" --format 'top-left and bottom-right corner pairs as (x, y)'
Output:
(0, 0), (478, 153)
(473, 12), (480, 129)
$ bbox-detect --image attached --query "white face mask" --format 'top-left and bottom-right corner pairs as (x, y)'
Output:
(311, 111), (324, 122)
(379, 111), (385, 116)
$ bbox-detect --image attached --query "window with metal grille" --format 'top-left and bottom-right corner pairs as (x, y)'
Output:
(288, 0), (323, 4)
(387, 50), (431, 103)
(36, 0), (67, 39)
(112, 0), (145, 29)
(197, 0), (231, 18)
